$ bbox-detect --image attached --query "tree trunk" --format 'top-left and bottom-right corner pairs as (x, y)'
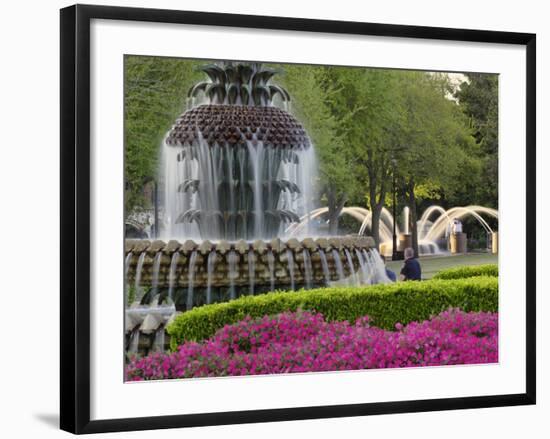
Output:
(367, 163), (389, 250)
(328, 210), (340, 235)
(370, 204), (382, 248)
(327, 188), (346, 235)
(406, 180), (419, 258)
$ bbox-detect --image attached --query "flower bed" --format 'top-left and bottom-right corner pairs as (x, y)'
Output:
(127, 309), (498, 381)
(167, 276), (498, 347)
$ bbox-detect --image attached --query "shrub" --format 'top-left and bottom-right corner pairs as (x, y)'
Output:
(167, 276), (498, 348)
(129, 309), (498, 380)
(433, 264), (498, 280)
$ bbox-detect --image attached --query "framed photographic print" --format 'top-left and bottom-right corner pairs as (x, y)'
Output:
(60, 4), (536, 434)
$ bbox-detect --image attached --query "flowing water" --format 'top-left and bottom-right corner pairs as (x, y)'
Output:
(332, 249), (346, 284)
(134, 252), (147, 304)
(152, 327), (165, 353)
(161, 132), (318, 241)
(248, 249), (255, 295)
(362, 249), (374, 284)
(363, 249), (391, 284)
(167, 252), (180, 303)
(128, 329), (140, 356)
(124, 252), (133, 305)
(302, 248), (313, 289)
(150, 252), (162, 298)
(125, 252), (132, 279)
(318, 249), (331, 285)
(228, 250), (237, 300)
(355, 249), (368, 284)
(286, 249), (295, 290)
(344, 248), (358, 286)
(267, 250), (275, 291)
(186, 251), (198, 310)
(403, 206), (410, 235)
(206, 251), (216, 304)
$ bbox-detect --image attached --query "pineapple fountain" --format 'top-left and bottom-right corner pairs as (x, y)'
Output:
(124, 62), (386, 355)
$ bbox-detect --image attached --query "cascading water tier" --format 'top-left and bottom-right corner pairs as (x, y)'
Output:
(126, 235), (378, 308)
(162, 105), (314, 241)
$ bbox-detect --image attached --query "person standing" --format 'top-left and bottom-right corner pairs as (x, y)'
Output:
(400, 247), (421, 281)
(454, 219), (463, 234)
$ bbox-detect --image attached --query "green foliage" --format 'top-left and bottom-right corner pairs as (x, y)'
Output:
(277, 67), (485, 245)
(325, 68), (404, 239)
(382, 72), (482, 254)
(167, 276), (498, 348)
(395, 73), (477, 189)
(433, 264), (498, 280)
(124, 56), (203, 213)
(126, 284), (136, 305)
(454, 74), (498, 207)
(273, 64), (355, 200)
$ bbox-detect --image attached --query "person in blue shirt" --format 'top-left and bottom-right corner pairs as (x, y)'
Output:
(400, 247), (422, 281)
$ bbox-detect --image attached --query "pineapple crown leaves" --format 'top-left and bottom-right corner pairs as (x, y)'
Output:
(187, 62), (291, 106)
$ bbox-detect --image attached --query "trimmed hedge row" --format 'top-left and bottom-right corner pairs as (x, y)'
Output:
(433, 264), (498, 280)
(167, 276), (498, 349)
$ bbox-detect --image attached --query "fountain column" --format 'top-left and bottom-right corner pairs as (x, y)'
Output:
(398, 234), (412, 252)
(450, 232), (468, 254)
(491, 232), (498, 254)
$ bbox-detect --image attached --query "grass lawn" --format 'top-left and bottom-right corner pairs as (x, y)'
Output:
(386, 252), (498, 280)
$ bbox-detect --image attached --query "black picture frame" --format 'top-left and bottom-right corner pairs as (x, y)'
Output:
(60, 4), (536, 434)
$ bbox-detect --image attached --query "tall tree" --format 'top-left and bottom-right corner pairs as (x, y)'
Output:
(396, 72), (477, 256)
(454, 73), (498, 207)
(323, 67), (405, 247)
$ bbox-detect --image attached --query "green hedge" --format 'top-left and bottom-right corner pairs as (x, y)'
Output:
(167, 277), (498, 349)
(433, 264), (498, 280)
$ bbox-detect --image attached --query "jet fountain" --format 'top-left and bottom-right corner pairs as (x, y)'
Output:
(288, 204), (498, 257)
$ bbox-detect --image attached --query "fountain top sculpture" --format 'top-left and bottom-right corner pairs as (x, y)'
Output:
(162, 61), (317, 240)
(166, 105), (309, 149)
(165, 62), (310, 149)
(188, 62), (290, 107)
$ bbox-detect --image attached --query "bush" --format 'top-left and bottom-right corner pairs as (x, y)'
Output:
(433, 264), (498, 280)
(167, 276), (498, 349)
(129, 309), (498, 380)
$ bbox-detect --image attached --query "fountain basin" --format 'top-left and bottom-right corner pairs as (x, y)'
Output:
(124, 235), (381, 357)
(126, 235), (376, 292)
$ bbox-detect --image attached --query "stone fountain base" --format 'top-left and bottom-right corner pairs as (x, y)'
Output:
(126, 235), (376, 299)
(124, 235), (381, 357)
